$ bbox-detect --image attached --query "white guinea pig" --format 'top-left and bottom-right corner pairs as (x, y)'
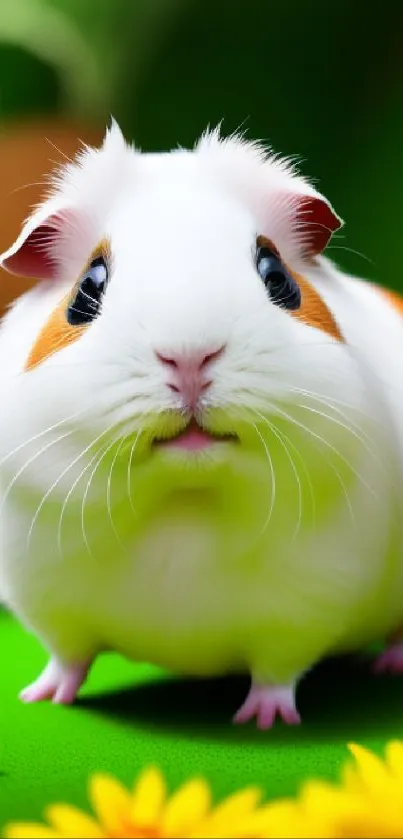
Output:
(0, 120), (403, 729)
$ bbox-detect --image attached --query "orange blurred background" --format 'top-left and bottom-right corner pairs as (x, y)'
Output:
(0, 119), (103, 316)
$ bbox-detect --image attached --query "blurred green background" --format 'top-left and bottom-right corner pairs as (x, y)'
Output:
(0, 0), (402, 288)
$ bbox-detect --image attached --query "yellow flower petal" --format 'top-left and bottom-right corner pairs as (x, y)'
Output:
(46, 805), (106, 838)
(235, 801), (327, 839)
(341, 762), (361, 794)
(189, 787), (263, 838)
(161, 778), (211, 836)
(385, 740), (403, 780)
(340, 813), (403, 839)
(3, 826), (62, 839)
(130, 766), (166, 828)
(301, 780), (355, 814)
(347, 743), (392, 795)
(89, 774), (132, 836)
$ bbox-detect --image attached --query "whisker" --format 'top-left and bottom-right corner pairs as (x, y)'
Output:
(283, 384), (393, 488)
(276, 419), (317, 529)
(26, 423), (119, 555)
(106, 434), (129, 549)
(264, 402), (363, 526)
(0, 407), (86, 472)
(57, 442), (109, 562)
(253, 422), (276, 536)
(9, 180), (47, 196)
(234, 408), (276, 537)
(81, 436), (120, 560)
(274, 400), (378, 501)
(283, 383), (380, 427)
(45, 138), (75, 164)
(295, 400), (381, 468)
(0, 428), (75, 514)
(127, 429), (141, 516)
(252, 407), (303, 541)
(327, 244), (374, 266)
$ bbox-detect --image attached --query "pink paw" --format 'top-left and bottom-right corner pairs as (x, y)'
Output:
(20, 657), (91, 705)
(233, 682), (301, 729)
(373, 644), (403, 675)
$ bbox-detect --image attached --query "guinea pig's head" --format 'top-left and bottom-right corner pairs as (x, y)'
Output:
(1, 120), (372, 527)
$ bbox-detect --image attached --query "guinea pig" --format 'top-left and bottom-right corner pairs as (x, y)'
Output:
(0, 120), (403, 729)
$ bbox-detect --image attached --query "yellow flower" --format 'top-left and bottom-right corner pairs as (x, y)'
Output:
(3, 767), (275, 839)
(259, 740), (403, 838)
(5, 741), (403, 839)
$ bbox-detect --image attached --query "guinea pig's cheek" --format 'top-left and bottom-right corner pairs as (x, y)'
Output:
(25, 293), (86, 372)
(290, 270), (344, 342)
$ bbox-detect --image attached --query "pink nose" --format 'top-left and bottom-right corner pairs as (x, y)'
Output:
(156, 345), (225, 410)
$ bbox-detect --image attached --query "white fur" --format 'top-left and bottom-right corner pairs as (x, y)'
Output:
(1, 123), (403, 705)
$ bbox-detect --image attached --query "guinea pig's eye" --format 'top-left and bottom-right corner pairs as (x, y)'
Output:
(67, 255), (109, 326)
(256, 246), (301, 311)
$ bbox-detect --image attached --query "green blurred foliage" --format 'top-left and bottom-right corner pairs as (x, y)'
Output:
(0, 0), (402, 286)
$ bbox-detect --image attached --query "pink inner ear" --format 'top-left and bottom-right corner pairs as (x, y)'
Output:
(2, 222), (59, 279)
(297, 195), (342, 256)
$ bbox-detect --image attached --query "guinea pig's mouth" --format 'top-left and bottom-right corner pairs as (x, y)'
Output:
(152, 418), (238, 453)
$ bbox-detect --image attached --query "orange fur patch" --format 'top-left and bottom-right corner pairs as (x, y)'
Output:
(25, 240), (110, 372)
(377, 285), (403, 318)
(257, 236), (343, 341)
(292, 269), (344, 342)
(25, 293), (86, 371)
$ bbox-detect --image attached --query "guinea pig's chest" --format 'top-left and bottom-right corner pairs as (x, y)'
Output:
(6, 473), (398, 675)
(59, 501), (403, 673)
(1, 417), (400, 676)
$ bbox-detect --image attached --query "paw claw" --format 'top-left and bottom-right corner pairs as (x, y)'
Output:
(20, 658), (91, 705)
(19, 685), (54, 703)
(278, 706), (301, 726)
(234, 682), (300, 729)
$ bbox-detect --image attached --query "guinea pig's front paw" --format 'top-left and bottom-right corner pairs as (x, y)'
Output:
(233, 681), (300, 729)
(19, 656), (92, 705)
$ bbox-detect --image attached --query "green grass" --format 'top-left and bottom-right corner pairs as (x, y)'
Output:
(1, 608), (403, 829)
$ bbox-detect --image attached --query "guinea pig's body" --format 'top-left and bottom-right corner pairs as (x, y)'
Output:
(1, 123), (403, 726)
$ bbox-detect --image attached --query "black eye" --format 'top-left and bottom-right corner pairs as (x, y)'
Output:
(67, 255), (109, 326)
(256, 246), (301, 311)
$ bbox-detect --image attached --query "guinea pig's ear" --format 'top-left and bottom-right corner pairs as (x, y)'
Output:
(287, 185), (343, 257)
(0, 120), (125, 281)
(0, 203), (80, 280)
